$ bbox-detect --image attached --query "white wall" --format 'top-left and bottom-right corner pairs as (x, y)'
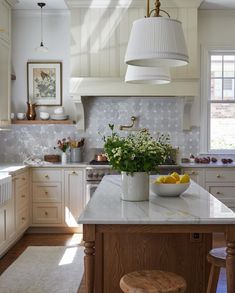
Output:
(11, 9), (76, 118)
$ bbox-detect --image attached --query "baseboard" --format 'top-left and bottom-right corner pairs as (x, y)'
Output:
(26, 227), (83, 234)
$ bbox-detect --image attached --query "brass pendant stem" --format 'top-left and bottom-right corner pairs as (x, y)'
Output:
(154, 0), (161, 17)
(146, 0), (150, 17)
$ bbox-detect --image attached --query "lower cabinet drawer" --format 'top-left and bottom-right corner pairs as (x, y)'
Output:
(16, 184), (29, 210)
(16, 207), (29, 231)
(32, 183), (61, 202)
(32, 203), (62, 224)
(208, 186), (235, 198)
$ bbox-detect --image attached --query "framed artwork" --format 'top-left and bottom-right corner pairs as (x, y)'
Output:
(27, 61), (62, 106)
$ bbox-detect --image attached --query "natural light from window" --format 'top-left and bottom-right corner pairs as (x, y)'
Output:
(59, 247), (78, 266)
(209, 54), (235, 151)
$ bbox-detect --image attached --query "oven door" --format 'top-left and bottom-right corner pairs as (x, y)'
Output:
(86, 182), (99, 204)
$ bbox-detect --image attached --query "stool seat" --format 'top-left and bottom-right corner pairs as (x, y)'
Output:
(120, 270), (187, 293)
(206, 247), (226, 293)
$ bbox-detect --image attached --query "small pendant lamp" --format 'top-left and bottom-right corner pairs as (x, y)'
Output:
(125, 0), (189, 67)
(125, 65), (170, 84)
(35, 2), (48, 52)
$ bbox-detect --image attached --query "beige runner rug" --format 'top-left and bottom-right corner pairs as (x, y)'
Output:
(0, 246), (84, 293)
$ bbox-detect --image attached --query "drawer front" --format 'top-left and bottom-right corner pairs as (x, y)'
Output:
(16, 184), (29, 211)
(15, 171), (28, 189)
(33, 183), (62, 203)
(32, 203), (62, 224)
(32, 169), (61, 182)
(209, 186), (235, 199)
(16, 206), (29, 231)
(205, 169), (235, 182)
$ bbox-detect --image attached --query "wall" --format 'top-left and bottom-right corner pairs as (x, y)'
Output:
(0, 97), (200, 163)
(11, 9), (75, 117)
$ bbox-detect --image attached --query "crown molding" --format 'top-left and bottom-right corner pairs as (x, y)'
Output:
(6, 0), (18, 7)
(12, 9), (70, 16)
(66, 0), (203, 9)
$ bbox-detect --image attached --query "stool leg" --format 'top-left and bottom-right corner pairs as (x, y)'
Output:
(206, 264), (221, 293)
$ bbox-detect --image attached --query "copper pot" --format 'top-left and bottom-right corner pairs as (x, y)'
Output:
(95, 154), (108, 162)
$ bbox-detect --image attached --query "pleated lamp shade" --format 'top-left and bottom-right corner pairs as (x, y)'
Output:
(125, 65), (170, 84)
(125, 17), (189, 67)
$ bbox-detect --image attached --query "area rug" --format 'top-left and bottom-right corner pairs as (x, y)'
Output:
(0, 246), (84, 293)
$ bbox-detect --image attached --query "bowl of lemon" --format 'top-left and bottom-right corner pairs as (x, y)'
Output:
(151, 172), (190, 197)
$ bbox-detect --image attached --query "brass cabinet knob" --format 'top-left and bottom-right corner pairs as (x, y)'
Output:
(190, 171), (198, 175)
(217, 174), (222, 178)
(45, 191), (48, 195)
(22, 217), (26, 221)
(216, 191), (222, 195)
(22, 177), (26, 181)
(71, 171), (77, 175)
(45, 175), (49, 179)
(21, 194), (25, 198)
(45, 211), (48, 216)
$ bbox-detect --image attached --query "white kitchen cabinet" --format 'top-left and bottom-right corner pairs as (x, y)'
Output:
(205, 168), (235, 212)
(0, 0), (11, 42)
(31, 168), (63, 226)
(0, 207), (5, 252)
(182, 168), (205, 188)
(64, 168), (85, 229)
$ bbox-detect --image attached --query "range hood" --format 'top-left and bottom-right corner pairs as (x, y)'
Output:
(70, 77), (197, 131)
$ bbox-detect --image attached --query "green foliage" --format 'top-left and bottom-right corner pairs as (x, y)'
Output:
(103, 125), (173, 173)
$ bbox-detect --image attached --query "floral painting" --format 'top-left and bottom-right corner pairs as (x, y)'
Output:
(27, 62), (62, 106)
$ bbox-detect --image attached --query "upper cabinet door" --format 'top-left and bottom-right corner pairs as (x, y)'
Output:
(0, 39), (10, 124)
(0, 0), (11, 43)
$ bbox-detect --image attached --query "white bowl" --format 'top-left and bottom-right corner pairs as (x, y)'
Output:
(40, 112), (50, 120)
(151, 182), (190, 197)
(54, 107), (64, 114)
(16, 113), (26, 120)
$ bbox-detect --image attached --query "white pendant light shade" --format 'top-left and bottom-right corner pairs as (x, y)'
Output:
(125, 17), (189, 67)
(125, 65), (170, 84)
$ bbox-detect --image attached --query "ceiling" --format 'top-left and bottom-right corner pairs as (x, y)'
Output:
(200, 0), (235, 9)
(13, 0), (68, 10)
(13, 0), (235, 10)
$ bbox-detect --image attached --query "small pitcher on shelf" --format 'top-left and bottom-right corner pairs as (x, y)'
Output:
(26, 102), (37, 120)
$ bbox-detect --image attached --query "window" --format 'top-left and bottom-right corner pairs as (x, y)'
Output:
(208, 52), (235, 152)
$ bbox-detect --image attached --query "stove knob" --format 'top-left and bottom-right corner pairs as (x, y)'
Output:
(93, 173), (99, 178)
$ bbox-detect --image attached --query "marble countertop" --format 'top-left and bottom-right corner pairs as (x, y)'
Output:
(78, 175), (235, 225)
(0, 164), (28, 174)
(180, 162), (235, 168)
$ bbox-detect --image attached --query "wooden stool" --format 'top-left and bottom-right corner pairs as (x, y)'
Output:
(120, 270), (187, 293)
(206, 247), (226, 293)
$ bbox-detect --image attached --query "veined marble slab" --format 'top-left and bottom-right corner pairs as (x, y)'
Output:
(78, 175), (235, 225)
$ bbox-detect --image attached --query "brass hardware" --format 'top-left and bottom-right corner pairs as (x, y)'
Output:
(216, 191), (222, 195)
(45, 175), (49, 178)
(217, 174), (222, 178)
(146, 0), (170, 18)
(0, 28), (4, 32)
(22, 177), (26, 180)
(190, 171), (198, 175)
(45, 211), (48, 216)
(120, 116), (137, 131)
(72, 171), (77, 175)
(22, 217), (26, 221)
(21, 194), (25, 198)
(45, 191), (48, 195)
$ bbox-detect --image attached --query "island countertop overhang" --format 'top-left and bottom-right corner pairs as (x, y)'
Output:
(78, 175), (235, 225)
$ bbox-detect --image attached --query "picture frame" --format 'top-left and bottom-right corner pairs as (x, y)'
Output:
(27, 61), (62, 106)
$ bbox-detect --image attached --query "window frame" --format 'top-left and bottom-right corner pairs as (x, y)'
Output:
(201, 45), (235, 154)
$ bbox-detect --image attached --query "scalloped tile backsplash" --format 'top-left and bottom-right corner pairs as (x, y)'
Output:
(0, 97), (200, 163)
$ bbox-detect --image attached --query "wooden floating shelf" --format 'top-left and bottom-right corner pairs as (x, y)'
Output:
(12, 119), (75, 125)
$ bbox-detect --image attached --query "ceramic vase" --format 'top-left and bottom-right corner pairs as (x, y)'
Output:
(121, 172), (149, 201)
(70, 147), (82, 163)
(61, 152), (67, 164)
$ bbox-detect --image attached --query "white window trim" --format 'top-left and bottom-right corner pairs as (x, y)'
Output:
(200, 44), (235, 155)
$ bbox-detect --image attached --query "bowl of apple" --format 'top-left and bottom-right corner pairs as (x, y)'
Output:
(151, 172), (190, 197)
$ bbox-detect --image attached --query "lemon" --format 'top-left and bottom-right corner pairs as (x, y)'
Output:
(164, 175), (177, 184)
(155, 176), (165, 184)
(171, 172), (180, 181)
(180, 173), (190, 183)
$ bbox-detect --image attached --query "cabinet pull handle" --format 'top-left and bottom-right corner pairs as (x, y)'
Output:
(217, 174), (222, 178)
(22, 217), (26, 221)
(22, 177), (26, 181)
(191, 171), (198, 175)
(21, 194), (25, 198)
(45, 211), (48, 216)
(71, 171), (77, 175)
(45, 175), (49, 179)
(45, 191), (48, 195)
(216, 191), (222, 195)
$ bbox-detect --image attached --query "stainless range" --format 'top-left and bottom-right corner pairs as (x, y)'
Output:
(85, 163), (182, 203)
(85, 165), (119, 202)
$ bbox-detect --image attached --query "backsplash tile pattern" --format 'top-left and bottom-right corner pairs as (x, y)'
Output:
(0, 97), (200, 163)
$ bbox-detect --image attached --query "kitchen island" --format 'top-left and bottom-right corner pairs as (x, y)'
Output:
(79, 175), (235, 293)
